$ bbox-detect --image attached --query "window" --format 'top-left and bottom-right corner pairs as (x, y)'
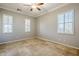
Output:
(3, 14), (13, 33)
(25, 19), (30, 32)
(58, 10), (74, 34)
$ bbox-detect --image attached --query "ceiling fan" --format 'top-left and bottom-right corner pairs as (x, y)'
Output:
(17, 3), (44, 12)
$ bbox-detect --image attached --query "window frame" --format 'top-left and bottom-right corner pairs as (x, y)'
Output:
(57, 10), (75, 34)
(25, 18), (31, 32)
(2, 14), (13, 33)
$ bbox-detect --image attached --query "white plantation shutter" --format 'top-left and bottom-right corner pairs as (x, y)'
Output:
(25, 19), (30, 32)
(58, 10), (74, 34)
(3, 14), (13, 33)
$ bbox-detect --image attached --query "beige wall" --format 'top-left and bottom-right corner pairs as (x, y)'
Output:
(37, 4), (79, 48)
(0, 9), (36, 43)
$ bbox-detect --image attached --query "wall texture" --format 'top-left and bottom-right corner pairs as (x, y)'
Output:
(0, 9), (36, 43)
(37, 4), (79, 48)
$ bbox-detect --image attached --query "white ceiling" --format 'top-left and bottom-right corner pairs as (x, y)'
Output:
(0, 3), (67, 17)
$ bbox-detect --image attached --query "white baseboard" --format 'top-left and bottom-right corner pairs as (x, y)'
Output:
(0, 37), (35, 45)
(1, 36), (79, 50)
(37, 36), (79, 49)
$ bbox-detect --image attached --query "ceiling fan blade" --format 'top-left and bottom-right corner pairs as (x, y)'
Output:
(17, 8), (22, 12)
(37, 3), (44, 5)
(30, 8), (33, 11)
(36, 7), (41, 11)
